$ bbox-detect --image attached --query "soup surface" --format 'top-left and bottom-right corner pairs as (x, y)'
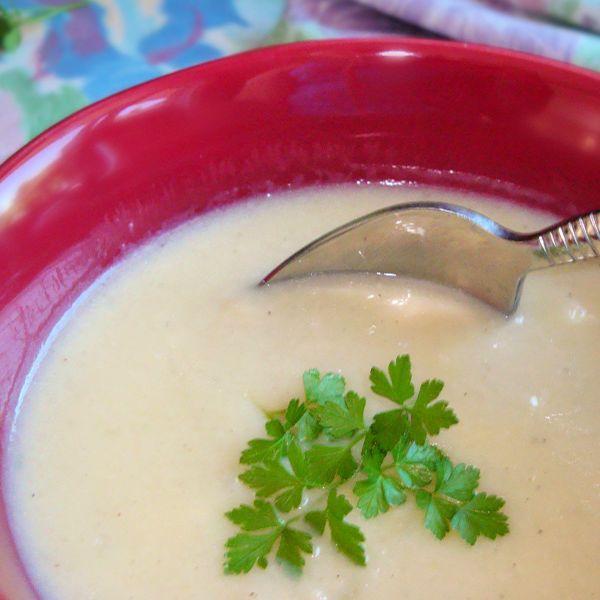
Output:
(4, 185), (600, 599)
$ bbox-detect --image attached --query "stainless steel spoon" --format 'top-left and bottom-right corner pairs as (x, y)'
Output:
(260, 202), (600, 314)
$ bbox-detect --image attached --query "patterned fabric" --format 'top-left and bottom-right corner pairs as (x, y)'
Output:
(1, 0), (600, 162)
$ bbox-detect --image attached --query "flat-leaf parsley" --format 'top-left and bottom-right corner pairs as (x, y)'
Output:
(224, 355), (509, 575)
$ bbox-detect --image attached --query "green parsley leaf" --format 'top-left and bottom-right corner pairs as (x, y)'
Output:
(297, 369), (346, 443)
(224, 500), (313, 573)
(311, 391), (366, 440)
(276, 527), (313, 571)
(414, 488), (456, 540)
(305, 489), (366, 566)
(225, 530), (281, 573)
(303, 508), (326, 535)
(303, 369), (346, 406)
(353, 450), (407, 518)
(407, 379), (458, 445)
(240, 421), (290, 465)
(239, 460), (306, 512)
(265, 419), (285, 438)
(414, 458), (507, 543)
(287, 438), (308, 480)
(392, 436), (440, 488)
(367, 408), (409, 452)
(240, 399), (306, 465)
(451, 493), (509, 544)
(296, 411), (322, 443)
(369, 355), (414, 404)
(225, 499), (280, 531)
(305, 443), (358, 485)
(436, 460), (480, 502)
(285, 398), (306, 426)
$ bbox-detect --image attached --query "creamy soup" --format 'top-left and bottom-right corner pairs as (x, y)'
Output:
(4, 185), (600, 600)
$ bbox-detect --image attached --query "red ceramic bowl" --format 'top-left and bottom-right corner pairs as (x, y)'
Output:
(1, 38), (600, 599)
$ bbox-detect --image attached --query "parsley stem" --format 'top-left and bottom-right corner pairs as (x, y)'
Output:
(263, 407), (285, 420)
(13, 1), (87, 26)
(348, 431), (366, 449)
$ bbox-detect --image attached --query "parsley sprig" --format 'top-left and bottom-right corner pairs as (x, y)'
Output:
(224, 355), (509, 574)
(0, 2), (87, 52)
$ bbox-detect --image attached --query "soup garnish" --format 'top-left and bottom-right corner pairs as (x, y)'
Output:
(225, 355), (509, 575)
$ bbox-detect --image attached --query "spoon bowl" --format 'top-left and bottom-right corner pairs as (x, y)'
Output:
(262, 202), (600, 313)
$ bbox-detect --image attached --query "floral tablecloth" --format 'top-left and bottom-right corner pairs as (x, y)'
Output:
(2, 0), (600, 163)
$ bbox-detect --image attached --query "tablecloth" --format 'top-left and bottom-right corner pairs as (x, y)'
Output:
(1, 0), (600, 163)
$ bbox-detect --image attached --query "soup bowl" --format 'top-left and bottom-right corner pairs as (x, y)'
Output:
(1, 38), (600, 599)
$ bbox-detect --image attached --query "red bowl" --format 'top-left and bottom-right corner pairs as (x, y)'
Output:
(1, 38), (600, 599)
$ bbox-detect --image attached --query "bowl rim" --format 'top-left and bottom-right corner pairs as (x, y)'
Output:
(2, 36), (600, 183)
(2, 35), (600, 600)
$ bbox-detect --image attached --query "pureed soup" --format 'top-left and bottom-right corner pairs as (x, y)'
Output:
(3, 185), (600, 599)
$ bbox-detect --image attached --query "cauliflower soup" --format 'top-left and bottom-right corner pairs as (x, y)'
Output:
(4, 184), (600, 600)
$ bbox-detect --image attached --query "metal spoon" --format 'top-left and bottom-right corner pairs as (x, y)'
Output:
(260, 202), (600, 314)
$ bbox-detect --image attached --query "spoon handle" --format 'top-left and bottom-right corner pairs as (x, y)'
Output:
(532, 211), (600, 269)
